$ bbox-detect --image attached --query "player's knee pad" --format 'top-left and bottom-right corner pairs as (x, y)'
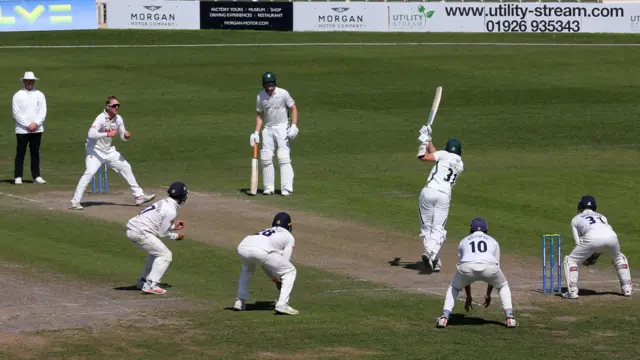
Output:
(277, 148), (291, 165)
(260, 149), (273, 166)
(160, 250), (173, 263)
(563, 255), (579, 287)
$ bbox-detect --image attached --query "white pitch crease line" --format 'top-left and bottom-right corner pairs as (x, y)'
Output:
(0, 192), (41, 203)
(1, 42), (640, 50)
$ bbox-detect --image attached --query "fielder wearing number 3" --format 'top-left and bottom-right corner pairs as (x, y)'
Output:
(233, 212), (299, 315)
(69, 96), (155, 210)
(563, 195), (633, 299)
(436, 218), (517, 328)
(125, 182), (188, 295)
(416, 125), (464, 272)
(249, 72), (298, 196)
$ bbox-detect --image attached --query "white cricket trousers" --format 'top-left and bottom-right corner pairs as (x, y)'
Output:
(443, 262), (513, 312)
(418, 187), (451, 260)
(72, 148), (144, 202)
(260, 124), (293, 193)
(564, 235), (632, 294)
(126, 230), (172, 284)
(236, 245), (297, 308)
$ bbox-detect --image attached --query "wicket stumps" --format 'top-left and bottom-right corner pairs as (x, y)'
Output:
(92, 164), (108, 193)
(542, 233), (562, 294)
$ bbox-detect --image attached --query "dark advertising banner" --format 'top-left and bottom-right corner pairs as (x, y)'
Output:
(200, 1), (293, 31)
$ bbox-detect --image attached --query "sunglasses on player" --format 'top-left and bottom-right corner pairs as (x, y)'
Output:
(108, 103), (120, 108)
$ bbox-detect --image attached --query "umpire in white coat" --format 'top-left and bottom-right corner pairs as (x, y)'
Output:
(12, 71), (47, 185)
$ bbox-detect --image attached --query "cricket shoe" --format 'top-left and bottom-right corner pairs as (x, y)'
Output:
(69, 200), (84, 210)
(622, 285), (633, 297)
(135, 194), (156, 206)
(34, 177), (46, 184)
(433, 258), (442, 272)
(421, 254), (434, 272)
(141, 281), (166, 295)
(233, 298), (246, 311)
(275, 304), (299, 315)
(136, 277), (146, 290)
(562, 291), (579, 300)
(281, 190), (291, 196)
(14, 177), (22, 185)
(263, 190), (274, 195)
(435, 316), (448, 328)
(506, 317), (518, 328)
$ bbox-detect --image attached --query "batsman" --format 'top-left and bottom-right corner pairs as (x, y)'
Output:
(249, 72), (299, 196)
(416, 125), (464, 272)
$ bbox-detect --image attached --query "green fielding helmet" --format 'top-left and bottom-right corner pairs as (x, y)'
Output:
(262, 72), (276, 86)
(444, 138), (462, 156)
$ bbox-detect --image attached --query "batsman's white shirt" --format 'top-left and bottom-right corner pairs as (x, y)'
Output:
(571, 210), (617, 245)
(425, 151), (464, 197)
(239, 226), (295, 260)
(458, 232), (500, 265)
(256, 87), (295, 128)
(86, 111), (128, 153)
(126, 198), (180, 240)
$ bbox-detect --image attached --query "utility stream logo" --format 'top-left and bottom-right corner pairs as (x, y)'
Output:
(390, 5), (435, 31)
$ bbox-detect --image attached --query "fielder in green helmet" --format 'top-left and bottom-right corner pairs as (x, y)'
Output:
(415, 125), (465, 272)
(249, 72), (299, 196)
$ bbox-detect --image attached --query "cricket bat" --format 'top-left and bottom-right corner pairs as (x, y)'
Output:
(249, 143), (259, 195)
(426, 86), (443, 126)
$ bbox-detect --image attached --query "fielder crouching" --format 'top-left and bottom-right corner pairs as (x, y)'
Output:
(233, 212), (299, 315)
(563, 195), (633, 299)
(436, 217), (517, 328)
(125, 182), (188, 295)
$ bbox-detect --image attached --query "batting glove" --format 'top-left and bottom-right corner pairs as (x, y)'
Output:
(418, 125), (432, 144)
(287, 124), (299, 140)
(249, 131), (260, 147)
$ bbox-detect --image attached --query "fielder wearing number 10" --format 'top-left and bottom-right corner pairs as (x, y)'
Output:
(249, 72), (299, 196)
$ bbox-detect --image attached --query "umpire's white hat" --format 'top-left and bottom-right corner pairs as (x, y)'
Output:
(21, 71), (38, 81)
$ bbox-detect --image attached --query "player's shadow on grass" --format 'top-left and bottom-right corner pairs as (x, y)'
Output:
(238, 188), (284, 196)
(388, 257), (435, 275)
(224, 301), (275, 311)
(446, 314), (506, 327)
(543, 288), (625, 298)
(114, 283), (172, 291)
(81, 201), (138, 208)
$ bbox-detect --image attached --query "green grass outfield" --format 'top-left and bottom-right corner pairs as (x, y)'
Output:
(0, 30), (639, 358)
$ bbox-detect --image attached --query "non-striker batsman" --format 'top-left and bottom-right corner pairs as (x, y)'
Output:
(416, 125), (464, 272)
(249, 72), (299, 196)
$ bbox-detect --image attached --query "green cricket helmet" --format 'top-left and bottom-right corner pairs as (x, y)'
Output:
(444, 139), (462, 156)
(262, 72), (276, 90)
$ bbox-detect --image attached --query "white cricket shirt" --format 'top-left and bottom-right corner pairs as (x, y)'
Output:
(13, 88), (47, 134)
(571, 210), (617, 245)
(457, 232), (500, 265)
(85, 111), (128, 154)
(239, 226), (296, 260)
(256, 87), (295, 128)
(126, 198), (180, 240)
(425, 150), (464, 197)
